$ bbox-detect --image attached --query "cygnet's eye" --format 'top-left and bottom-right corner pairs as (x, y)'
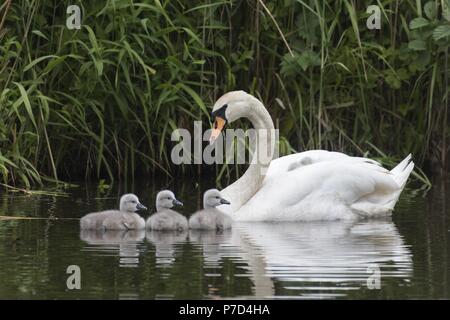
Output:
(167, 197), (171, 200)
(216, 196), (220, 199)
(131, 200), (136, 203)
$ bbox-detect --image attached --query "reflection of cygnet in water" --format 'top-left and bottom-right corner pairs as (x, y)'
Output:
(80, 194), (147, 230)
(146, 190), (188, 231)
(189, 189), (232, 231)
(146, 231), (188, 266)
(80, 229), (146, 244)
(189, 229), (232, 265)
(80, 229), (146, 267)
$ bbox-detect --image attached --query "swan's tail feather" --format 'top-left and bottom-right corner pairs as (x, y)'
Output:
(390, 154), (411, 176)
(391, 154), (414, 189)
(359, 155), (414, 216)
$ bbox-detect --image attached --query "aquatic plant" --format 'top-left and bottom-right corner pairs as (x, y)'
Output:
(0, 0), (448, 188)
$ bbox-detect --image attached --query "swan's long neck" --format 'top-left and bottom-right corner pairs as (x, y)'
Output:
(221, 96), (275, 215)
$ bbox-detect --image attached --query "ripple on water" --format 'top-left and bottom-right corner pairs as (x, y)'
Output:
(0, 181), (448, 299)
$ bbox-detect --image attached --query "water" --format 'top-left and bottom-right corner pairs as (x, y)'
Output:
(0, 177), (448, 299)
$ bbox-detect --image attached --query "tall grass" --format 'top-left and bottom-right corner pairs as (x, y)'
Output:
(0, 0), (448, 187)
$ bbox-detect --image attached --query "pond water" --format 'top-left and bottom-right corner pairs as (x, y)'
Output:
(0, 176), (448, 299)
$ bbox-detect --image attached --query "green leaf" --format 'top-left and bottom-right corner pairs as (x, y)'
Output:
(409, 51), (431, 71)
(32, 30), (48, 40)
(385, 73), (401, 89)
(432, 25), (450, 41)
(424, 1), (436, 20)
(42, 55), (68, 75)
(181, 27), (203, 46)
(85, 25), (100, 54)
(409, 17), (430, 30)
(297, 51), (321, 71)
(408, 39), (427, 51)
(12, 82), (38, 131)
(397, 68), (410, 81)
(443, 0), (450, 22)
(177, 83), (208, 116)
(398, 104), (414, 116)
(23, 55), (58, 72)
(0, 154), (18, 168)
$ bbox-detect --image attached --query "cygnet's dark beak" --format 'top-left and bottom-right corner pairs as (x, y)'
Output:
(136, 203), (147, 211)
(220, 198), (231, 205)
(172, 199), (183, 207)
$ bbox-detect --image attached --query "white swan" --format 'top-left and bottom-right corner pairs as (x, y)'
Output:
(146, 190), (188, 231)
(209, 91), (415, 221)
(188, 189), (232, 230)
(80, 194), (147, 230)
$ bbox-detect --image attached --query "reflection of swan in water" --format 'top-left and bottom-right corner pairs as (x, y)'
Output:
(229, 219), (413, 298)
(80, 229), (145, 267)
(146, 231), (188, 268)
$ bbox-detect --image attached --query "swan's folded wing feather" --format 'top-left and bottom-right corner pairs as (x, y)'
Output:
(236, 161), (399, 221)
(322, 162), (397, 203)
(265, 150), (381, 182)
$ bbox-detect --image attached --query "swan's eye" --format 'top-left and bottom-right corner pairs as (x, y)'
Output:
(211, 104), (228, 120)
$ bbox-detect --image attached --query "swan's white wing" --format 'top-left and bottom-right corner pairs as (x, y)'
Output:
(265, 150), (381, 180)
(233, 160), (399, 221)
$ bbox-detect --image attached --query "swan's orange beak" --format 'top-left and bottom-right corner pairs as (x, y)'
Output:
(209, 116), (226, 144)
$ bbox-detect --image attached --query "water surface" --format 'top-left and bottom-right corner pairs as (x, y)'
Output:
(0, 178), (448, 299)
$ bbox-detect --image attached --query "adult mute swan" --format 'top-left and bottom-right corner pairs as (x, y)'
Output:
(209, 91), (415, 221)
(80, 194), (147, 230)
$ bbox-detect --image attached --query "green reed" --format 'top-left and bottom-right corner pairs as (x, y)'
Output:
(0, 0), (448, 188)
